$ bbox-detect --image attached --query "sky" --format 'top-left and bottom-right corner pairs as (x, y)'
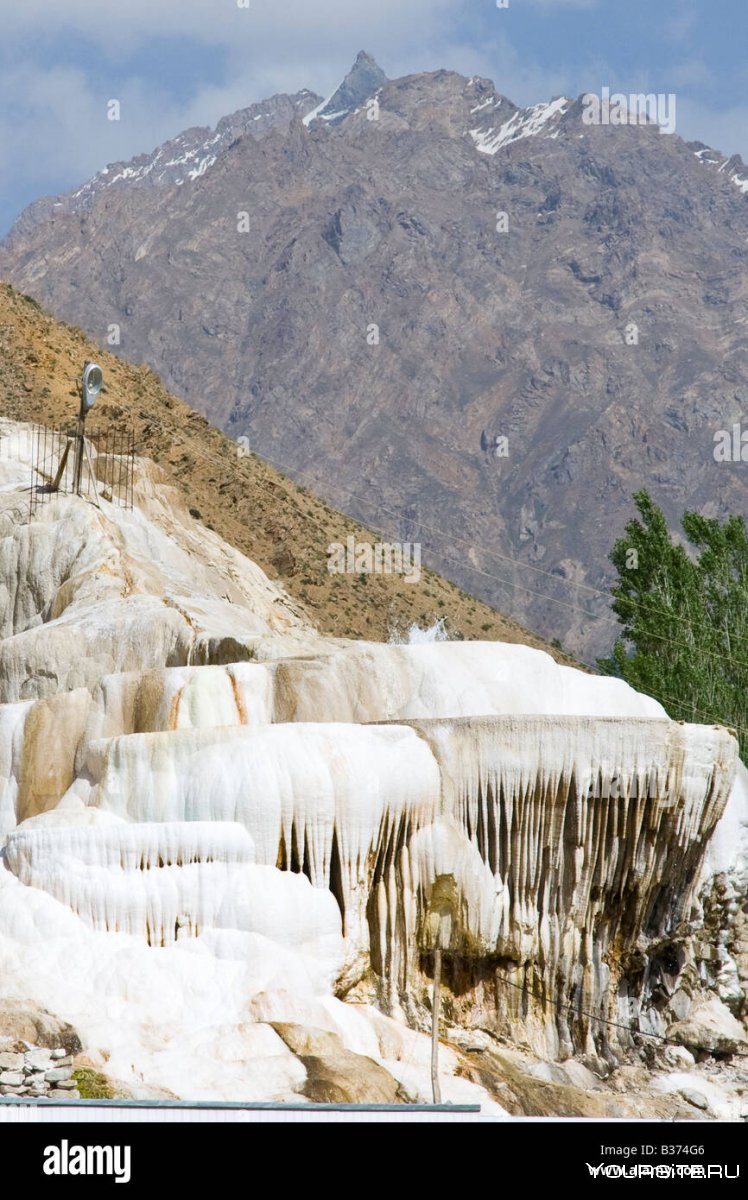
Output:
(0, 0), (746, 235)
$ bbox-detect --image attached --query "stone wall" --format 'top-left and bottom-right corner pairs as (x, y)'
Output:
(0, 1043), (80, 1099)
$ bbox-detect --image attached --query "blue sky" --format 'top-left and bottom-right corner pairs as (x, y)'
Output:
(0, 0), (746, 235)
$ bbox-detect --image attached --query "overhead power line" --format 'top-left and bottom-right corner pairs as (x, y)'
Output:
(494, 973), (748, 1060)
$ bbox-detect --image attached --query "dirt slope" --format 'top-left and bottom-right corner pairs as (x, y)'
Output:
(0, 282), (577, 659)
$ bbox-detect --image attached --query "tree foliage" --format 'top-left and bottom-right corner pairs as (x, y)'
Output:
(598, 490), (748, 759)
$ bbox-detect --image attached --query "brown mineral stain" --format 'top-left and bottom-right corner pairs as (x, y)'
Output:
(17, 691), (91, 821)
(228, 669), (248, 725)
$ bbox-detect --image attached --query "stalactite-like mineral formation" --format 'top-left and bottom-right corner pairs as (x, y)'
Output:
(0, 420), (744, 1105)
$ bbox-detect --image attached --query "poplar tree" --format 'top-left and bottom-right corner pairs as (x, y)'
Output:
(598, 490), (748, 759)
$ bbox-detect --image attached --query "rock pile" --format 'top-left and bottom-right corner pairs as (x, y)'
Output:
(0, 1044), (80, 1099)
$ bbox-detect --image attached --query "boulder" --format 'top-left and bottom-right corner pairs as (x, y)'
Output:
(44, 1067), (73, 1083)
(0, 1071), (24, 1086)
(272, 1023), (404, 1104)
(679, 1087), (710, 1112)
(24, 1048), (52, 1071)
(667, 994), (748, 1057)
(0, 1001), (82, 1054)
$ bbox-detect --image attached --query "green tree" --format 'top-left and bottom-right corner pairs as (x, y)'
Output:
(598, 490), (748, 759)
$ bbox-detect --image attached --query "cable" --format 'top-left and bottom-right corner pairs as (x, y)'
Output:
(254, 446), (748, 672)
(301, 493), (748, 694)
(267, 455), (627, 601)
(640, 686), (748, 739)
(71, 394), (748, 675)
(35, 390), (615, 635)
(257, 445), (748, 637)
(1, 380), (666, 636)
(494, 973), (748, 1059)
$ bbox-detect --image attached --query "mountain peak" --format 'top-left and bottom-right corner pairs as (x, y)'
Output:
(353, 50), (382, 70)
(305, 50), (388, 126)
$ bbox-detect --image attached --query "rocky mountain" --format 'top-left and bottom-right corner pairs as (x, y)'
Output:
(3, 55), (748, 660)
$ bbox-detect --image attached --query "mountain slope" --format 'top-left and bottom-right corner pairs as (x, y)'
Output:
(0, 281), (573, 656)
(3, 58), (748, 659)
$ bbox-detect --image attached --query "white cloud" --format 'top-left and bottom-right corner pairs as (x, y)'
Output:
(668, 59), (713, 89)
(0, 0), (459, 57)
(403, 29), (576, 108)
(0, 63), (202, 184)
(675, 96), (748, 160)
(663, 10), (698, 46)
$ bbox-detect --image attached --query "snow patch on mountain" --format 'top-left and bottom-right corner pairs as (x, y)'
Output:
(470, 96), (570, 155)
(302, 98), (332, 126)
(691, 142), (748, 195)
(52, 91), (323, 218)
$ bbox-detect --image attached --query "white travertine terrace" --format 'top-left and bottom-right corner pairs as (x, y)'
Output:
(0, 420), (743, 1102)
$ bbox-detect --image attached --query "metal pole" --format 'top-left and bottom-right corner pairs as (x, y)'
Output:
(431, 933), (442, 1106)
(73, 414), (84, 495)
(51, 440), (71, 493)
(29, 423), (35, 520)
(83, 436), (101, 509)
